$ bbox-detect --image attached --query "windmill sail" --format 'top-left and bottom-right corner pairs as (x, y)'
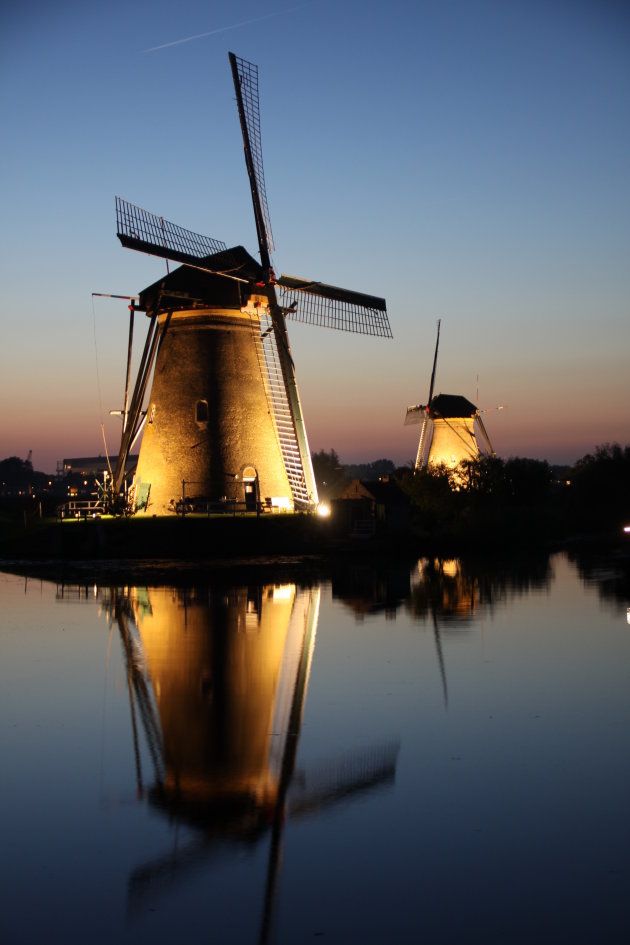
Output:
(415, 415), (433, 468)
(427, 318), (441, 404)
(404, 404), (426, 425)
(404, 319), (440, 428)
(254, 310), (314, 507)
(278, 278), (391, 337)
(413, 322), (441, 468)
(230, 51), (318, 507)
(116, 197), (227, 264)
(474, 413), (495, 455)
(229, 52), (274, 265)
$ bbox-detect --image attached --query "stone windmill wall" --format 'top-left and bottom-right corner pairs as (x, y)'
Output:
(134, 306), (292, 514)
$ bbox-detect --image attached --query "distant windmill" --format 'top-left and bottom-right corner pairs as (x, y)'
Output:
(110, 52), (391, 514)
(404, 320), (496, 469)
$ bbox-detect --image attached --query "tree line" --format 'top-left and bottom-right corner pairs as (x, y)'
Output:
(0, 456), (53, 494)
(2, 444), (628, 536)
(312, 443), (630, 542)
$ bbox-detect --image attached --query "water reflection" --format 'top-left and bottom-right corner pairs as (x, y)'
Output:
(567, 540), (630, 610)
(407, 553), (553, 623)
(3, 546), (629, 944)
(99, 583), (398, 939)
(331, 551), (554, 624)
(331, 553), (557, 707)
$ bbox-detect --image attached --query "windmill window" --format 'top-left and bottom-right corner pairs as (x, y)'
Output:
(195, 400), (209, 424)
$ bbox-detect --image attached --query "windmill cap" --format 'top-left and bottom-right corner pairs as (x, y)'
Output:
(430, 394), (477, 418)
(137, 246), (264, 312)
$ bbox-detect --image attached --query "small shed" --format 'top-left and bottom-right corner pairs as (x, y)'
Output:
(333, 477), (410, 536)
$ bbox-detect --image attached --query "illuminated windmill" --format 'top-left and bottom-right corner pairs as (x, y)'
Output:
(110, 52), (391, 514)
(404, 320), (495, 470)
(106, 583), (398, 941)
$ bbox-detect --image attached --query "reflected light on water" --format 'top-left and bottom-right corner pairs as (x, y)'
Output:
(1, 544), (629, 944)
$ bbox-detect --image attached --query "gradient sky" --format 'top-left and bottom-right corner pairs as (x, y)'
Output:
(1, 0), (628, 473)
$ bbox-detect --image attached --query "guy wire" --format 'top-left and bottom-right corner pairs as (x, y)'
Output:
(91, 294), (106, 425)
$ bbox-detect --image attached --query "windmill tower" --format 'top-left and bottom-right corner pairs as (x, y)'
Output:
(110, 53), (391, 515)
(404, 321), (495, 471)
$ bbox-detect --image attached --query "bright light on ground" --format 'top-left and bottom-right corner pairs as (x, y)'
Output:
(317, 503), (331, 518)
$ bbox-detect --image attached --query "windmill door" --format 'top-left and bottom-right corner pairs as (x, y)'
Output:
(243, 467), (258, 512)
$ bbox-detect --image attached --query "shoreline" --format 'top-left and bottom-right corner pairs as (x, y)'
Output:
(1, 512), (626, 587)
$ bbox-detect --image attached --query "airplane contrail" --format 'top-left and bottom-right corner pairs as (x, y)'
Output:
(144, 4), (310, 53)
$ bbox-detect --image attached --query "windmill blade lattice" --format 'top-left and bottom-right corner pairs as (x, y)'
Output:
(416, 415), (433, 468)
(287, 741), (400, 818)
(229, 53), (275, 259)
(404, 404), (426, 426)
(278, 279), (392, 338)
(116, 197), (227, 264)
(249, 311), (312, 508)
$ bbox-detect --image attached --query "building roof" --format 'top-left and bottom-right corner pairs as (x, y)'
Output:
(62, 455), (138, 472)
(339, 478), (409, 505)
(430, 393), (477, 419)
(138, 246), (261, 313)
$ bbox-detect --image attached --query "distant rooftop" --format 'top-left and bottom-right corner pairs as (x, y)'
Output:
(62, 455), (138, 474)
(430, 394), (477, 418)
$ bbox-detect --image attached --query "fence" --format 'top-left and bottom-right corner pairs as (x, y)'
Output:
(57, 499), (104, 520)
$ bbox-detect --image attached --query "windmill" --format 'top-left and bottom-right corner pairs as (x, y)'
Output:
(103, 583), (399, 943)
(109, 52), (391, 515)
(404, 320), (496, 470)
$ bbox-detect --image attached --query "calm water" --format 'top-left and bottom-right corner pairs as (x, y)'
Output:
(1, 549), (629, 945)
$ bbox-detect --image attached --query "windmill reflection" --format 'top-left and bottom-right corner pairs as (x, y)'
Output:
(409, 558), (481, 707)
(115, 585), (315, 813)
(409, 558), (481, 623)
(408, 554), (553, 623)
(103, 583), (398, 940)
(411, 556), (554, 705)
(331, 554), (553, 708)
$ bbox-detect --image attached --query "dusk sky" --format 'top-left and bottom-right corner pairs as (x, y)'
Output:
(1, 0), (628, 473)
